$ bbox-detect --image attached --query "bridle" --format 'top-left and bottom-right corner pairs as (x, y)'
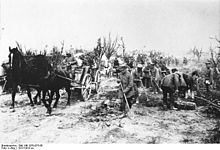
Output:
(8, 49), (24, 70)
(8, 52), (12, 70)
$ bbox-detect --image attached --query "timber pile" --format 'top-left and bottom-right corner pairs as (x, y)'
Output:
(174, 99), (196, 110)
(138, 88), (163, 107)
(195, 96), (220, 112)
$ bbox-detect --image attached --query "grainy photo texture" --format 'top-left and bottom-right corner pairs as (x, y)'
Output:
(0, 0), (220, 145)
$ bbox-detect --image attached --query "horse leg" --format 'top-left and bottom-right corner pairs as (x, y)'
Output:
(53, 91), (60, 108)
(27, 87), (34, 106)
(37, 90), (42, 105)
(66, 87), (71, 106)
(33, 89), (41, 105)
(48, 91), (54, 108)
(42, 90), (51, 114)
(10, 83), (17, 109)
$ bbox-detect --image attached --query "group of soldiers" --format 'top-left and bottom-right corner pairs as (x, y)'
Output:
(113, 56), (218, 113)
(113, 57), (168, 112)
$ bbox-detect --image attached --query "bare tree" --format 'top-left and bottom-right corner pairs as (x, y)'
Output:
(93, 38), (105, 68)
(60, 40), (65, 54)
(104, 33), (120, 60)
(210, 35), (220, 44)
(209, 45), (220, 67)
(120, 37), (126, 57)
(191, 46), (203, 62)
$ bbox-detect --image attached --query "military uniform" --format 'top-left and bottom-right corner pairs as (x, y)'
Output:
(63, 56), (77, 80)
(118, 68), (135, 111)
(150, 65), (161, 93)
(113, 58), (119, 68)
(143, 64), (151, 88)
(161, 73), (180, 109)
(204, 62), (214, 92)
(215, 67), (220, 90)
(132, 66), (143, 88)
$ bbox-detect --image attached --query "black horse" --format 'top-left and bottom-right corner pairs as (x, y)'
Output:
(40, 69), (71, 114)
(8, 47), (51, 109)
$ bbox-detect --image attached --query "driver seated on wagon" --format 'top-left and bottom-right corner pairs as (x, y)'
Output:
(63, 53), (78, 80)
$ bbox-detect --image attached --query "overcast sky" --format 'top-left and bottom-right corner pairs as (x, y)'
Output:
(0, 0), (219, 60)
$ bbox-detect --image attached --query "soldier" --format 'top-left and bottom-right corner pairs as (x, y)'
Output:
(113, 57), (120, 77)
(113, 57), (119, 69)
(63, 53), (77, 80)
(142, 62), (152, 88)
(150, 63), (161, 94)
(132, 64), (143, 88)
(215, 65), (220, 90)
(161, 70), (179, 110)
(204, 61), (214, 92)
(117, 64), (136, 112)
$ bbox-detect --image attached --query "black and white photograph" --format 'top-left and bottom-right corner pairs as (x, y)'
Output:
(0, 0), (220, 146)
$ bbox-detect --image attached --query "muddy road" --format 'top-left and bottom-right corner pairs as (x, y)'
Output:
(0, 78), (219, 144)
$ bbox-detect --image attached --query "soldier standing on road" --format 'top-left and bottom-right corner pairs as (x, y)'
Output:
(150, 62), (161, 94)
(204, 61), (214, 92)
(142, 62), (152, 88)
(117, 64), (136, 112)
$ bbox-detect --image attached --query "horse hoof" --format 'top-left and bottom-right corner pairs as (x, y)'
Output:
(46, 107), (52, 114)
(53, 105), (57, 108)
(10, 109), (15, 113)
(34, 99), (38, 104)
(66, 103), (70, 106)
(37, 102), (41, 105)
(10, 106), (14, 109)
(30, 103), (34, 107)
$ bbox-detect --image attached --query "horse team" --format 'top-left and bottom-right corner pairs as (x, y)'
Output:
(8, 47), (71, 114)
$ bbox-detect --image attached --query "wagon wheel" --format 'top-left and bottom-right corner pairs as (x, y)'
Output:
(94, 70), (101, 92)
(81, 74), (92, 101)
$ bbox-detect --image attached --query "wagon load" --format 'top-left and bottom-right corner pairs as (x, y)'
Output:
(98, 78), (119, 100)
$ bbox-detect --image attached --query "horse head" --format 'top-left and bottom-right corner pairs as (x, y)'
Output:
(8, 47), (25, 69)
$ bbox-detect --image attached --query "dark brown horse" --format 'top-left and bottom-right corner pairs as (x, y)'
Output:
(40, 69), (71, 114)
(8, 47), (51, 109)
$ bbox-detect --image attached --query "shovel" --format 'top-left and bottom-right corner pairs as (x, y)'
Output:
(119, 82), (130, 110)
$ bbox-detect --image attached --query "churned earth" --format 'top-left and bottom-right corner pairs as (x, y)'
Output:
(0, 77), (219, 144)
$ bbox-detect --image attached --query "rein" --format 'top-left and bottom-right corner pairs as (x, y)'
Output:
(56, 74), (73, 81)
(8, 53), (12, 70)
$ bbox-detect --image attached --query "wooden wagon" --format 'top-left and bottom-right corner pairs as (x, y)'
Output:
(68, 66), (101, 101)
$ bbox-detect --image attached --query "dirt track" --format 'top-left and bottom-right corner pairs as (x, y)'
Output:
(0, 78), (219, 144)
